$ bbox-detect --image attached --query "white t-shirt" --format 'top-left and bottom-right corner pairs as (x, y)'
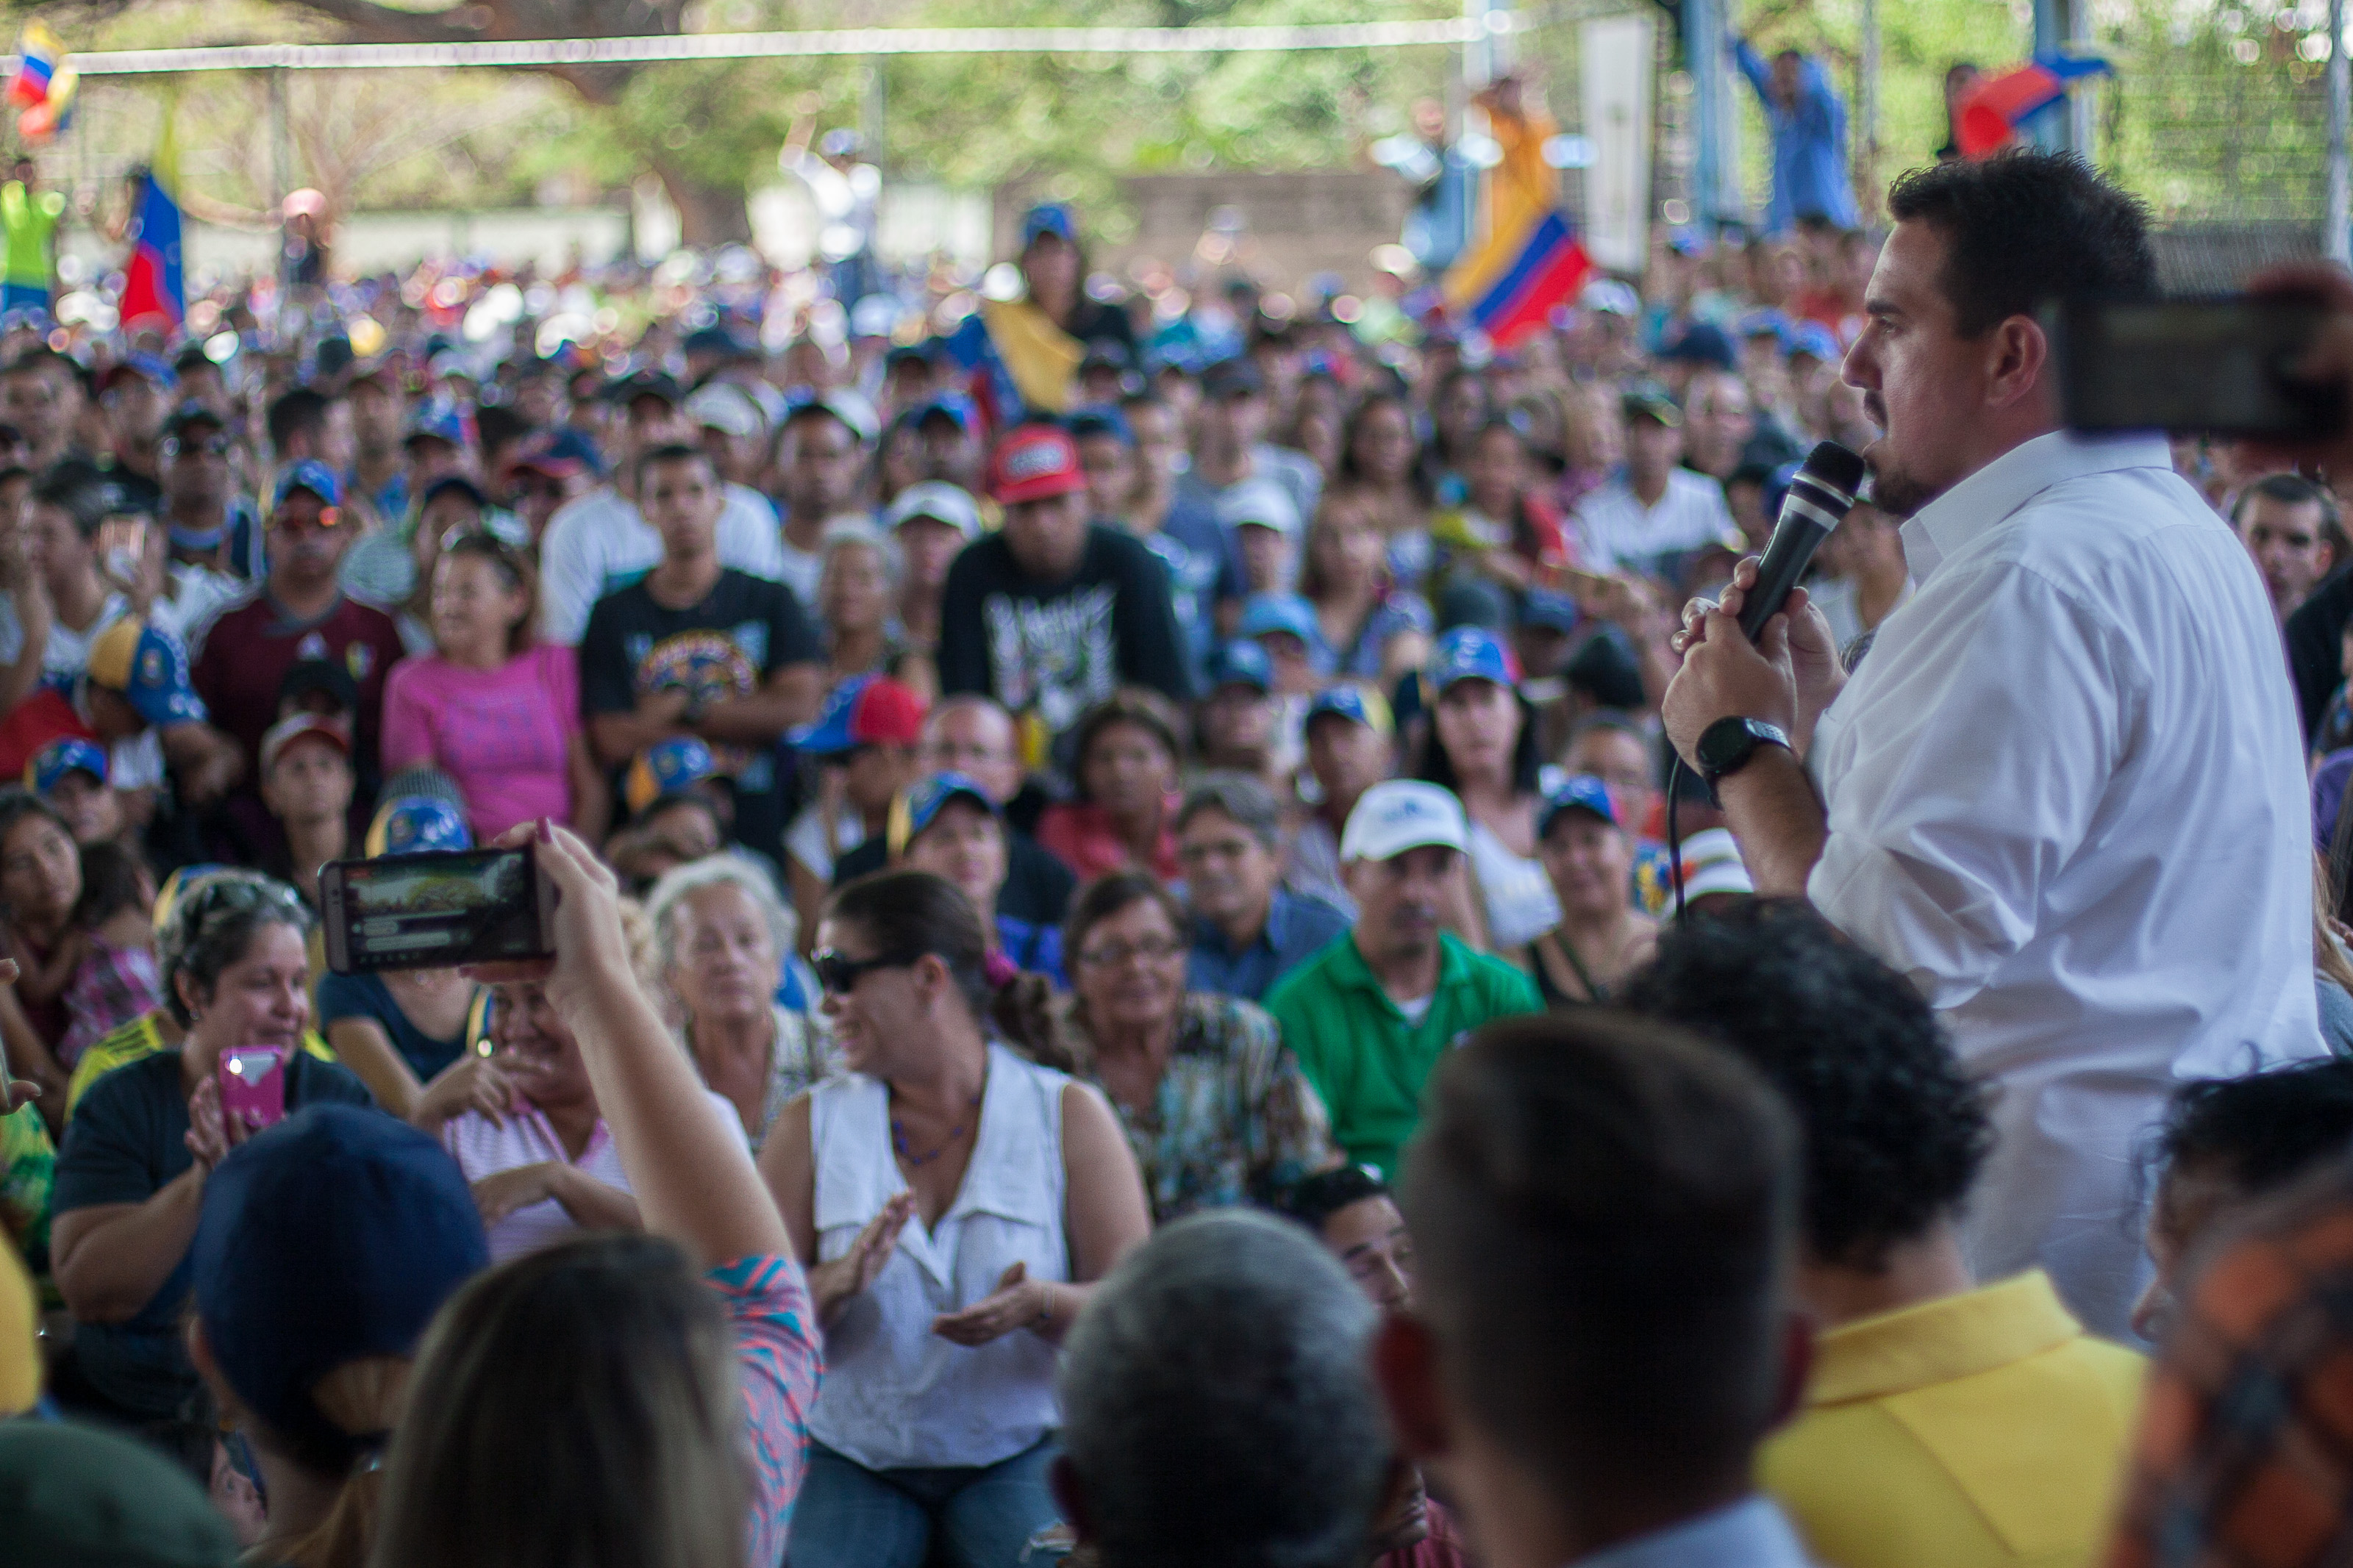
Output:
(538, 481), (786, 645)
(1573, 468), (1741, 580)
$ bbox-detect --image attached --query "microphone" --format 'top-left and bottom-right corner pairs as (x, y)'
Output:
(1736, 440), (1869, 641)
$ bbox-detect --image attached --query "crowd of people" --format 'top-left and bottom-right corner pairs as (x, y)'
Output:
(3, 132), (2353, 1568)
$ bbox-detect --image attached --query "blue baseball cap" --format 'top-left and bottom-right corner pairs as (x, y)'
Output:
(1661, 321), (1738, 372)
(1789, 321), (1842, 362)
(1426, 626), (1519, 693)
(1732, 309), (1791, 348)
(911, 391), (980, 440)
(87, 617), (207, 727)
(888, 770), (1001, 856)
(1538, 773), (1622, 838)
(26, 737), (107, 796)
(193, 1105), (488, 1474)
(364, 795), (473, 856)
(1065, 404), (1135, 448)
(1520, 588), (1580, 634)
(1305, 684), (1395, 737)
(403, 402), (470, 449)
(273, 459), (343, 511)
(100, 351), (179, 395)
(1021, 202), (1078, 247)
(1204, 639), (1274, 693)
(625, 736), (721, 818)
(1238, 593), (1320, 647)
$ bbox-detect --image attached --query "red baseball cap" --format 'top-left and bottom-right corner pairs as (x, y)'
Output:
(986, 424), (1088, 506)
(788, 674), (929, 754)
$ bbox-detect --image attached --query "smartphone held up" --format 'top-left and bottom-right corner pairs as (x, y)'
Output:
(320, 843), (557, 975)
(2053, 294), (2348, 440)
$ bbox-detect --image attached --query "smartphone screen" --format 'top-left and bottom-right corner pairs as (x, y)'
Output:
(320, 845), (554, 974)
(97, 517), (148, 587)
(218, 1045), (289, 1133)
(2054, 295), (2347, 440)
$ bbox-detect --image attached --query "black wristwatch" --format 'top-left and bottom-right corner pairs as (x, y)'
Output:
(1695, 717), (1792, 797)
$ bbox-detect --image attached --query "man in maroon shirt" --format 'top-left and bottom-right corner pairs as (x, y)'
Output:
(189, 460), (405, 853)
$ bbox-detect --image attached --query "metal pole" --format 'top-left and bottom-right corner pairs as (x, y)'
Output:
(2330, 0), (2349, 265)
(1858, 0), (1879, 221)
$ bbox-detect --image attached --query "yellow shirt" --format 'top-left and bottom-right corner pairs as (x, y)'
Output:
(1759, 1270), (2146, 1568)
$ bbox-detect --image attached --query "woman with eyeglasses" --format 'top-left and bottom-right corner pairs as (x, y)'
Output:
(759, 868), (1150, 1568)
(379, 533), (610, 844)
(48, 870), (372, 1422)
(1055, 870), (1336, 1222)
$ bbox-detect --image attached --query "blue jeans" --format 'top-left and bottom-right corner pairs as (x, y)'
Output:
(785, 1435), (1063, 1568)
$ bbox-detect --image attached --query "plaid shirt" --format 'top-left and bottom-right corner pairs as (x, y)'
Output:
(2110, 1159), (2353, 1568)
(59, 940), (163, 1070)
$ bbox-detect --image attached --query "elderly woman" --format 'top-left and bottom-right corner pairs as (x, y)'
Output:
(760, 868), (1150, 1568)
(426, 975), (748, 1263)
(1059, 869), (1337, 1221)
(820, 518), (935, 701)
(647, 856), (835, 1151)
(892, 772), (1064, 982)
(1518, 776), (1657, 1006)
(1035, 690), (1185, 883)
(48, 872), (372, 1421)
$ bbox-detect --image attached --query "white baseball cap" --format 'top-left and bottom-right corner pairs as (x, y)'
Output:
(883, 481), (983, 540)
(1677, 827), (1755, 901)
(684, 381), (767, 440)
(1214, 477), (1302, 537)
(1340, 780), (1469, 864)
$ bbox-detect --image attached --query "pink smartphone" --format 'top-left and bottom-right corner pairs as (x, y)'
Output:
(217, 1045), (289, 1134)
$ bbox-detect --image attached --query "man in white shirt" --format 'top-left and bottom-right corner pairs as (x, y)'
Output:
(771, 390), (877, 611)
(1573, 387), (1742, 581)
(538, 371), (784, 644)
(1663, 149), (2321, 1339)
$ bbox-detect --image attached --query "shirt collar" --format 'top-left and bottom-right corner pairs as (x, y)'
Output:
(1568, 1497), (1813, 1568)
(1195, 891), (1290, 960)
(1898, 428), (2175, 582)
(1802, 1269), (2085, 1406)
(1336, 928), (1472, 1010)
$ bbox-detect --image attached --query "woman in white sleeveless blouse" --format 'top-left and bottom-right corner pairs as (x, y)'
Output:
(761, 869), (1150, 1568)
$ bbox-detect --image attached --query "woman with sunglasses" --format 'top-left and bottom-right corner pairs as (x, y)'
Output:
(379, 533), (610, 844)
(760, 868), (1151, 1568)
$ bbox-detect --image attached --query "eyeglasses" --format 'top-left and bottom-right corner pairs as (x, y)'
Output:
(810, 947), (921, 994)
(1077, 934), (1184, 969)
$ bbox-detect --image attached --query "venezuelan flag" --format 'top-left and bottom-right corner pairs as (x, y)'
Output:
(1957, 53), (2113, 160)
(119, 104), (183, 333)
(1443, 97), (1592, 348)
(7, 24), (60, 109)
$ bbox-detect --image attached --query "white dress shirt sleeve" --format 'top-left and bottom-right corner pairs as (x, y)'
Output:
(1809, 560), (2135, 1010)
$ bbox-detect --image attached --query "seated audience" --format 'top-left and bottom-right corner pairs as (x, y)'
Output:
(818, 518), (931, 697)
(1288, 686), (1396, 917)
(374, 821), (819, 1568)
(1036, 689), (1187, 882)
(29, 735), (127, 847)
(646, 856), (835, 1150)
(58, 839), (163, 1072)
(189, 1106), (488, 1567)
(758, 869), (1151, 1568)
(257, 712), (351, 906)
(1054, 1210), (1394, 1568)
(784, 673), (927, 945)
(881, 481), (981, 669)
(1621, 901), (2145, 1568)
(50, 872), (371, 1421)
(1194, 641), (1288, 791)
(1265, 781), (1540, 1176)
(1416, 626), (1558, 948)
(1178, 773), (1348, 1002)
(1377, 1011), (1810, 1568)
(1518, 776), (1657, 1003)
(1058, 869), (1336, 1220)
(0, 790), (86, 1114)
(892, 771), (1065, 981)
(1302, 487), (1433, 685)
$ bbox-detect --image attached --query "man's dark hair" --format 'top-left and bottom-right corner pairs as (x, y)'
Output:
(1618, 900), (1993, 1270)
(1276, 1164), (1389, 1233)
(32, 460), (111, 540)
(2234, 471), (2347, 556)
(634, 442), (715, 487)
(1885, 148), (2154, 337)
(265, 386), (333, 454)
(1402, 1011), (1797, 1501)
(2154, 1059), (2353, 1199)
(4, 346), (76, 385)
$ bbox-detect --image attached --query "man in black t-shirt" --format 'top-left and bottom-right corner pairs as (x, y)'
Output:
(937, 423), (1190, 760)
(579, 445), (823, 860)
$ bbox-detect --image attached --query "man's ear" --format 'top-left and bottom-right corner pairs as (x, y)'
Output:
(1050, 1454), (1096, 1546)
(1372, 1312), (1454, 1463)
(1984, 315), (2051, 413)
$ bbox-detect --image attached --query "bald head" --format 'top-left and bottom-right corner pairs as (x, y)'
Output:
(924, 695), (1024, 804)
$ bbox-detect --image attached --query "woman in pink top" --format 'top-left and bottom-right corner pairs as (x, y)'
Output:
(379, 534), (611, 842)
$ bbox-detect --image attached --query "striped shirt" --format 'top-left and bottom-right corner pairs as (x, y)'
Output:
(710, 1253), (822, 1567)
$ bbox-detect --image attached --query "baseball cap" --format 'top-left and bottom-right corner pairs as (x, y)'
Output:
(1661, 321), (1738, 371)
(682, 323), (751, 360)
(1789, 321), (1842, 362)
(161, 399), (226, 441)
(789, 673), (928, 755)
(1205, 640), (1274, 693)
(419, 473), (488, 515)
(402, 402), (470, 449)
(1578, 279), (1640, 317)
(26, 737), (107, 795)
(1215, 479), (1301, 537)
(1065, 404), (1135, 447)
(193, 1105), (489, 1475)
(987, 423), (1088, 506)
(624, 735), (721, 818)
(0, 1422), (238, 1568)
(1425, 626), (1520, 694)
(1202, 357), (1266, 401)
(364, 795), (473, 856)
(260, 712), (351, 775)
(1677, 826), (1756, 900)
(1621, 384), (1682, 429)
(99, 351), (179, 394)
(505, 426), (604, 480)
(685, 380), (768, 440)
(882, 481), (982, 540)
(87, 619), (207, 727)
(1733, 308), (1792, 347)
(273, 459), (343, 511)
(1238, 592), (1321, 648)
(1520, 588), (1580, 634)
(279, 656), (358, 717)
(1305, 684), (1395, 737)
(1021, 202), (1078, 248)
(1339, 779), (1470, 864)
(887, 770), (1000, 856)
(1538, 774), (1621, 838)
(606, 369), (685, 408)
(785, 387), (880, 445)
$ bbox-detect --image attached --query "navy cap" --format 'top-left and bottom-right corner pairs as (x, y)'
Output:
(1661, 321), (1738, 371)
(1202, 357), (1265, 401)
(606, 370), (685, 407)
(1538, 773), (1622, 839)
(1021, 202), (1077, 247)
(1426, 625), (1518, 692)
(193, 1106), (488, 1472)
(1520, 588), (1580, 634)
(1205, 640), (1274, 693)
(888, 770), (1002, 856)
(1065, 404), (1135, 447)
(1305, 684), (1395, 737)
(418, 473), (488, 514)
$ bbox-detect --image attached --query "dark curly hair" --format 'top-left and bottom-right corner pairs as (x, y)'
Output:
(1617, 898), (1992, 1270)
(2152, 1060), (2353, 1203)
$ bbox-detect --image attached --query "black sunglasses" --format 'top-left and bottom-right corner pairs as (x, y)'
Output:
(810, 947), (921, 994)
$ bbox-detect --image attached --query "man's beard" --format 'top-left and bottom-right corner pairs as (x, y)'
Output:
(1863, 451), (1943, 520)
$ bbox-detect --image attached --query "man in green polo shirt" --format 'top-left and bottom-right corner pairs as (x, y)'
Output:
(1266, 778), (1540, 1176)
